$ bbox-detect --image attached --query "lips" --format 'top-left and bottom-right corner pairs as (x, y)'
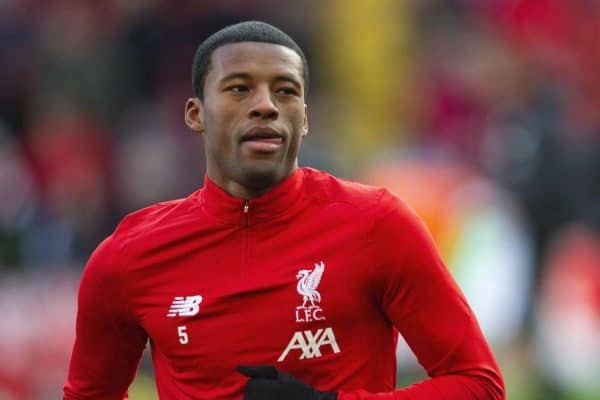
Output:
(241, 127), (284, 152)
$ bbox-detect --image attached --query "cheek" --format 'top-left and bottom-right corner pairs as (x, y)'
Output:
(204, 102), (238, 140)
(285, 104), (306, 130)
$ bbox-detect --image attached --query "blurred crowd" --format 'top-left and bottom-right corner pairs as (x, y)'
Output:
(0, 0), (598, 399)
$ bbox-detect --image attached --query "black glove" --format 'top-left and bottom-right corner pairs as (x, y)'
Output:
(237, 365), (338, 400)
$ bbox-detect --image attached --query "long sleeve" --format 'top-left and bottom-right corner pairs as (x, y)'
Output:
(63, 236), (148, 400)
(338, 191), (504, 400)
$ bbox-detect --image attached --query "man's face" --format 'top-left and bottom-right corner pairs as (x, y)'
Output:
(186, 42), (307, 195)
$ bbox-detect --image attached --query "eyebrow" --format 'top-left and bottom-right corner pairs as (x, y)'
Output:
(275, 73), (302, 90)
(219, 72), (252, 83)
(219, 72), (302, 89)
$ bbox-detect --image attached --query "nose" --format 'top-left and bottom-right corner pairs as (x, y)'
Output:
(248, 86), (278, 120)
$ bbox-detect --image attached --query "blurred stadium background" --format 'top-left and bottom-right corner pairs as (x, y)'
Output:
(1, 0), (599, 399)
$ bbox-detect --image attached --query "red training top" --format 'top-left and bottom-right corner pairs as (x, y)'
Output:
(64, 167), (504, 399)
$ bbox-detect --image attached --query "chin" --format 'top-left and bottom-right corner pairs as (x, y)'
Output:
(239, 162), (291, 190)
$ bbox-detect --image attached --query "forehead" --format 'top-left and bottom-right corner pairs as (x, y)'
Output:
(207, 42), (304, 83)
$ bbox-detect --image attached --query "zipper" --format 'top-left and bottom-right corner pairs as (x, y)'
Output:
(243, 200), (250, 226)
(243, 200), (250, 277)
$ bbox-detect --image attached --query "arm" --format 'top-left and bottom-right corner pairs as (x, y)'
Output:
(63, 236), (147, 400)
(337, 191), (504, 399)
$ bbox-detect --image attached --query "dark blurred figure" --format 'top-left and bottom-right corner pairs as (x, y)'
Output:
(0, 1), (36, 135)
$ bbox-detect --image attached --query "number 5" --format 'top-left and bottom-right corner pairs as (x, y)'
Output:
(178, 325), (189, 344)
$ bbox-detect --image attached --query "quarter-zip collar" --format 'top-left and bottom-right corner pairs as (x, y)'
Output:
(198, 168), (305, 226)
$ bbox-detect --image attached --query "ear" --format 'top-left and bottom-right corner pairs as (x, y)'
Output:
(185, 97), (204, 134)
(301, 103), (308, 137)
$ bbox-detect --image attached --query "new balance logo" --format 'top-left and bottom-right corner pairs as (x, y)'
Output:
(166, 295), (203, 317)
(278, 327), (340, 362)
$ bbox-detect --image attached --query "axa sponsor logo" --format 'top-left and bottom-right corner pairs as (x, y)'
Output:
(166, 295), (203, 317)
(296, 261), (326, 323)
(278, 327), (340, 362)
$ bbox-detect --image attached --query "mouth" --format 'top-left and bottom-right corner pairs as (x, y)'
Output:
(240, 127), (284, 152)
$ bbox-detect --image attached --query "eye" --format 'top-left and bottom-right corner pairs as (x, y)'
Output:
(276, 87), (299, 96)
(227, 85), (249, 93)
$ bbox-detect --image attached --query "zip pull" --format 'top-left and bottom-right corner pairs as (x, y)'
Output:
(243, 200), (249, 214)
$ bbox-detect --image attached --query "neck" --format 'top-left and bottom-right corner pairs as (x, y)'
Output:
(207, 168), (297, 200)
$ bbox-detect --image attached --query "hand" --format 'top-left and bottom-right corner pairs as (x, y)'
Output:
(237, 365), (337, 400)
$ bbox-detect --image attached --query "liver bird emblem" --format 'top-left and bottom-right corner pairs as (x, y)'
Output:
(296, 261), (325, 308)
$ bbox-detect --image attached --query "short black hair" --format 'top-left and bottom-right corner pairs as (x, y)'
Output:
(191, 21), (309, 100)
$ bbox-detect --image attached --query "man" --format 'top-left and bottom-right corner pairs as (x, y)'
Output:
(64, 21), (505, 399)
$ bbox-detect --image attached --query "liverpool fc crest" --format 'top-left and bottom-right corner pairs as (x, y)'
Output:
(295, 261), (326, 322)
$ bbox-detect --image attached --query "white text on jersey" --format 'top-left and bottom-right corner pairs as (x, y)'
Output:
(278, 327), (340, 362)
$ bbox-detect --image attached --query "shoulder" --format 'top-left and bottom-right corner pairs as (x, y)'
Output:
(84, 192), (201, 269)
(301, 167), (415, 220)
(111, 192), (201, 244)
(82, 194), (201, 279)
(301, 167), (386, 213)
